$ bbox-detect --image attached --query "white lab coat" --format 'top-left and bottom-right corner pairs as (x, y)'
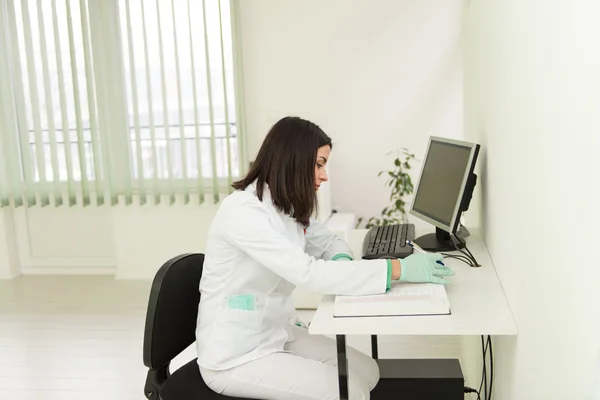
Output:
(195, 183), (389, 371)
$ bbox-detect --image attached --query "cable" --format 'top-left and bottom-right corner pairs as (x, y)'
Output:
(463, 245), (480, 267)
(451, 236), (475, 266)
(450, 234), (481, 267)
(467, 337), (494, 400)
(441, 253), (473, 265)
(441, 252), (471, 260)
(488, 336), (494, 400)
(444, 245), (475, 267)
(475, 335), (495, 400)
(457, 234), (481, 267)
(464, 387), (481, 400)
(452, 235), (476, 266)
(442, 255), (473, 266)
(479, 335), (488, 400)
(478, 336), (485, 396)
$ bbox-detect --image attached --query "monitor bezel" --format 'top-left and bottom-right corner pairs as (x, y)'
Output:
(409, 136), (479, 234)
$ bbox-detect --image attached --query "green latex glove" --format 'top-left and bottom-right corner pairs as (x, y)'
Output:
(399, 253), (455, 284)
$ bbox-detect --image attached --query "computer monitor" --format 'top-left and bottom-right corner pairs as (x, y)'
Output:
(409, 136), (480, 251)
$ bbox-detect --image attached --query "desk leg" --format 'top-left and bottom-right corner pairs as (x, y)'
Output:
(336, 335), (349, 400)
(371, 335), (378, 359)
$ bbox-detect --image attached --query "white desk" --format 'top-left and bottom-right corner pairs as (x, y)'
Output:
(308, 228), (517, 399)
(309, 229), (517, 336)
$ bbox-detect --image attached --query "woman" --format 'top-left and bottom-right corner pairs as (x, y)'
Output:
(196, 116), (454, 400)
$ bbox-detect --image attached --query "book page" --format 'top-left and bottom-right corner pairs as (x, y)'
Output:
(336, 283), (448, 304)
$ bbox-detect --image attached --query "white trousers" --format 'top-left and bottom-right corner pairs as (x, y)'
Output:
(199, 325), (379, 400)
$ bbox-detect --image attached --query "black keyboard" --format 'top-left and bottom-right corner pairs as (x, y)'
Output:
(362, 223), (416, 259)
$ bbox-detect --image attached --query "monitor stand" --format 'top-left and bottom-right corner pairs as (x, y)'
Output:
(413, 227), (466, 252)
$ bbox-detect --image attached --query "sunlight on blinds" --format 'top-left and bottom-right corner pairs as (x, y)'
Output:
(0, 0), (244, 207)
(119, 0), (239, 204)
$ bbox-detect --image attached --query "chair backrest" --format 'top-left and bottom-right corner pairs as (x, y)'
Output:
(143, 253), (205, 370)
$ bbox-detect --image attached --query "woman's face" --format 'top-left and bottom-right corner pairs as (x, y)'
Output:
(314, 145), (331, 191)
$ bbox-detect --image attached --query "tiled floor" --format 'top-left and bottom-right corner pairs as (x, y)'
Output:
(0, 276), (461, 399)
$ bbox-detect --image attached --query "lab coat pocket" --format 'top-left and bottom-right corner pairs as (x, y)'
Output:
(216, 299), (262, 355)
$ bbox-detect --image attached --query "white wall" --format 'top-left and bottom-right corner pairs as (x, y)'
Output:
(0, 0), (466, 279)
(464, 1), (600, 399)
(238, 0), (465, 222)
(0, 197), (221, 278)
(0, 208), (20, 278)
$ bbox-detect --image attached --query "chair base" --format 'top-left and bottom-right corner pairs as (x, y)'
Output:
(370, 359), (464, 400)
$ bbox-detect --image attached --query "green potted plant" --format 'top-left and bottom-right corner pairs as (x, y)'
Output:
(359, 148), (417, 229)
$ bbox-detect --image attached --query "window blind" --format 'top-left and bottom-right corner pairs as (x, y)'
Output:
(0, 0), (245, 207)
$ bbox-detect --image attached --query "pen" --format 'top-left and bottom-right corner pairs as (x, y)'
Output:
(406, 240), (445, 266)
(406, 240), (427, 254)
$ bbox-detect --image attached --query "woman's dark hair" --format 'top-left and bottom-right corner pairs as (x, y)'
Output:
(232, 116), (332, 228)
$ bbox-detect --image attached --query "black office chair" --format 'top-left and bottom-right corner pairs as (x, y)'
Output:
(142, 253), (256, 400)
(142, 253), (461, 400)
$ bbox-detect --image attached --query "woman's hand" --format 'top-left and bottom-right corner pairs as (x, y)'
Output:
(398, 253), (454, 284)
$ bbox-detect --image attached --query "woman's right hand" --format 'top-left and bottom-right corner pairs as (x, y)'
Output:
(398, 253), (454, 284)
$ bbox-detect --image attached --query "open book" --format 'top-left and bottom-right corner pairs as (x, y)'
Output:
(333, 282), (451, 317)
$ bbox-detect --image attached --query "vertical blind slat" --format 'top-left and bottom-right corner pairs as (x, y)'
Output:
(187, 0), (204, 203)
(21, 0), (49, 205)
(171, 0), (189, 204)
(96, 0), (133, 206)
(0, 112), (9, 204)
(218, 0), (232, 191)
(6, 0), (36, 206)
(65, 0), (90, 205)
(155, 0), (175, 204)
(0, 86), (10, 202)
(106, 0), (133, 205)
(140, 0), (160, 204)
(36, 0), (63, 206)
(86, 0), (113, 204)
(231, 0), (247, 176)
(201, 0), (219, 203)
(78, 0), (104, 205)
(0, 17), (9, 206)
(0, 0), (21, 206)
(124, 0), (146, 204)
(51, 0), (76, 205)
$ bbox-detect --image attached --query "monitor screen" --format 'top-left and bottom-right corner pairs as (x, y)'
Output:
(411, 140), (472, 228)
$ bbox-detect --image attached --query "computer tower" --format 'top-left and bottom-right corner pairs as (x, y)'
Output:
(370, 359), (464, 400)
